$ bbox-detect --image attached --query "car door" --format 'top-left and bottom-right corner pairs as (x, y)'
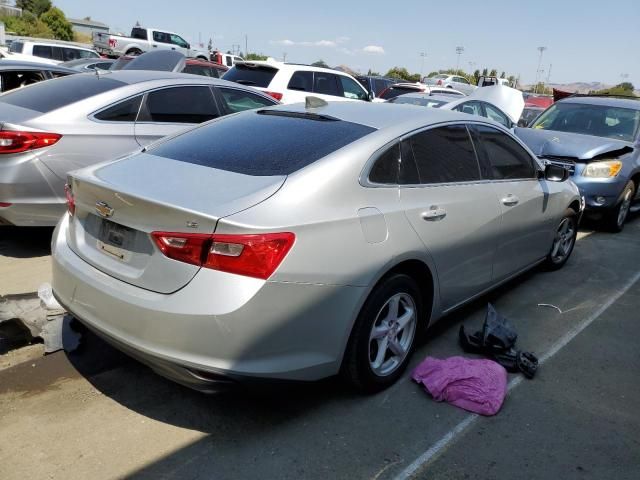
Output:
(398, 124), (502, 310)
(151, 31), (173, 52)
(470, 124), (552, 281)
(170, 34), (190, 56)
(312, 72), (346, 102)
(134, 85), (221, 146)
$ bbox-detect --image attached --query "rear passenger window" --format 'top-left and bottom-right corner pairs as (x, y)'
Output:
(369, 143), (400, 184)
(33, 45), (53, 59)
(475, 125), (536, 180)
(407, 125), (481, 184)
(139, 86), (219, 123)
(339, 75), (367, 100)
(287, 71), (313, 91)
(95, 96), (143, 122)
(217, 87), (276, 113)
(313, 72), (340, 96)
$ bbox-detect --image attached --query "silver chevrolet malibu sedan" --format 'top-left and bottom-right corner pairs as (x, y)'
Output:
(51, 102), (581, 392)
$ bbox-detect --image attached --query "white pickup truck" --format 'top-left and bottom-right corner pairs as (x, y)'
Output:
(93, 27), (208, 59)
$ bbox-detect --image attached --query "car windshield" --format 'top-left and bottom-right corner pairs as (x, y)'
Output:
(531, 102), (640, 142)
(389, 96), (447, 108)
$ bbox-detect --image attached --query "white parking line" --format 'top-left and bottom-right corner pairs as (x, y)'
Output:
(393, 267), (640, 480)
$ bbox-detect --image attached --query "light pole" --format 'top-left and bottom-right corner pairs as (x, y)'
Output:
(534, 46), (547, 94)
(455, 46), (464, 72)
(419, 52), (426, 81)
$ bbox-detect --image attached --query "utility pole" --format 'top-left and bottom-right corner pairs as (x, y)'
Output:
(282, 52), (287, 62)
(546, 63), (552, 85)
(245, 34), (248, 57)
(534, 46), (547, 94)
(419, 52), (426, 82)
(455, 46), (464, 72)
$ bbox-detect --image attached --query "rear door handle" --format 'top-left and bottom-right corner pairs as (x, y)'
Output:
(421, 207), (447, 221)
(501, 194), (519, 206)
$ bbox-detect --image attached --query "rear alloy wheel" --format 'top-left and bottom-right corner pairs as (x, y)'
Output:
(544, 209), (577, 270)
(343, 274), (422, 392)
(605, 180), (635, 232)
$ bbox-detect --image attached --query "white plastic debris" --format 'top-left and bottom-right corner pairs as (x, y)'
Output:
(38, 283), (63, 311)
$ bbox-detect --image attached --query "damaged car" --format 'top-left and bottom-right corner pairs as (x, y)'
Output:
(517, 96), (640, 231)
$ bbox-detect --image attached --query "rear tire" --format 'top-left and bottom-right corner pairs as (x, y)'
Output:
(544, 208), (578, 270)
(125, 48), (143, 57)
(604, 180), (635, 233)
(342, 274), (422, 393)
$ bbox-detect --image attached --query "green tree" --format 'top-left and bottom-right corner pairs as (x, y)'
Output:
(16, 0), (51, 17)
(593, 83), (637, 97)
(245, 52), (268, 61)
(426, 71), (439, 78)
(500, 71), (506, 79)
(481, 67), (488, 77)
(311, 59), (330, 68)
(489, 69), (497, 77)
(1, 11), (53, 38)
(40, 7), (73, 41)
(473, 69), (480, 83)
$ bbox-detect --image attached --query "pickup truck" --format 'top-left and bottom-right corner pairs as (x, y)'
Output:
(93, 27), (208, 60)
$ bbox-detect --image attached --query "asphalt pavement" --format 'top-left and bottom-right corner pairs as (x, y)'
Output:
(0, 214), (639, 480)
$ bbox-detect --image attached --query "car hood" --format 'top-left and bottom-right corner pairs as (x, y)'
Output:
(515, 127), (635, 161)
(442, 85), (525, 124)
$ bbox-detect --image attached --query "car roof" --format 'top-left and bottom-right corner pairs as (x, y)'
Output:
(17, 40), (96, 51)
(62, 58), (114, 67)
(236, 60), (354, 75)
(558, 95), (640, 110)
(90, 69), (226, 84)
(185, 58), (228, 69)
(262, 101), (489, 130)
(0, 60), (76, 73)
(395, 93), (456, 102)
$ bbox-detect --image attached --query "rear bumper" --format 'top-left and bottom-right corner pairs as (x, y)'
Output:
(51, 215), (366, 388)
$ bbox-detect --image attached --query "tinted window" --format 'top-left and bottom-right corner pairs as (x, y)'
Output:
(287, 71), (313, 91)
(0, 75), (126, 113)
(33, 45), (53, 59)
(9, 41), (23, 53)
(150, 111), (375, 176)
(313, 72), (340, 96)
(475, 125), (536, 179)
(399, 139), (420, 184)
(94, 96), (143, 122)
(0, 71), (46, 92)
(183, 64), (217, 77)
(153, 31), (170, 43)
(131, 28), (148, 40)
(339, 75), (367, 100)
(408, 125), (480, 184)
(369, 143), (400, 184)
(170, 34), (188, 48)
(484, 103), (511, 127)
(223, 64), (278, 88)
(225, 56), (233, 67)
(217, 87), (276, 113)
(139, 86), (219, 123)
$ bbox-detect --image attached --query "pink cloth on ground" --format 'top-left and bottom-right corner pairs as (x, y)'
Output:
(411, 356), (507, 416)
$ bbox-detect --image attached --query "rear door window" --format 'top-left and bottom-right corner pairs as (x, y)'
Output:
(216, 87), (276, 114)
(32, 45), (53, 59)
(313, 72), (340, 96)
(0, 75), (126, 113)
(94, 96), (143, 122)
(369, 143), (400, 184)
(406, 124), (481, 184)
(474, 125), (537, 179)
(455, 101), (483, 117)
(483, 103), (511, 128)
(150, 111), (375, 176)
(9, 41), (24, 53)
(138, 86), (220, 124)
(0, 71), (46, 92)
(287, 71), (313, 92)
(223, 64), (278, 88)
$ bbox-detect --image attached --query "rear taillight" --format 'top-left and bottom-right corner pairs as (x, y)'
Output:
(0, 202), (11, 207)
(151, 232), (295, 280)
(0, 131), (61, 154)
(265, 91), (283, 101)
(437, 79), (442, 85)
(64, 184), (75, 216)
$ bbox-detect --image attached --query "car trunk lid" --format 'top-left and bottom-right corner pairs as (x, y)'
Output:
(66, 152), (286, 293)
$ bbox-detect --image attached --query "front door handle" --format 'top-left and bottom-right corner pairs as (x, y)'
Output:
(501, 194), (519, 206)
(421, 207), (447, 221)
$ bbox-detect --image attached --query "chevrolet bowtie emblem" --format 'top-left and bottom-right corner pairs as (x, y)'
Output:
(95, 201), (114, 218)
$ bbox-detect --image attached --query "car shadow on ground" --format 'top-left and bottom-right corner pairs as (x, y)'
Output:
(0, 226), (53, 258)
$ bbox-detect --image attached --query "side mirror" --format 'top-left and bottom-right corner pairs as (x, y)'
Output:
(186, 43), (191, 49)
(543, 163), (569, 182)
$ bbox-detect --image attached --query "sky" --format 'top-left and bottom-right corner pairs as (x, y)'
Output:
(56, 0), (640, 86)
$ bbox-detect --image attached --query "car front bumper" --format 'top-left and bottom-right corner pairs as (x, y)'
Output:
(51, 215), (366, 390)
(570, 166), (629, 212)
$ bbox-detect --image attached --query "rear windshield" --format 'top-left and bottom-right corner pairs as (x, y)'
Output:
(150, 110), (376, 176)
(389, 96), (447, 108)
(222, 64), (278, 87)
(0, 75), (125, 113)
(380, 87), (418, 100)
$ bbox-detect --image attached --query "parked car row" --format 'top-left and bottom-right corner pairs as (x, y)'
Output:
(1, 49), (638, 395)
